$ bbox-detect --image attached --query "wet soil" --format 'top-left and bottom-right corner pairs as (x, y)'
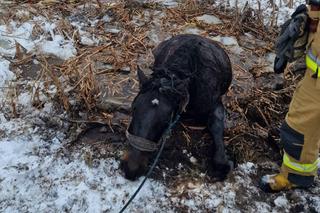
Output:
(9, 55), (64, 81)
(67, 99), (284, 184)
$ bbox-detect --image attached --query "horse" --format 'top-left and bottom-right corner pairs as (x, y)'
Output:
(120, 34), (233, 181)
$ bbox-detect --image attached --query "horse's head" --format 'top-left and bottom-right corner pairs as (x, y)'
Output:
(120, 67), (188, 180)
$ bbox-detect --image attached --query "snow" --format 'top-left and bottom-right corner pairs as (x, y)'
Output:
(214, 0), (305, 25)
(102, 15), (112, 23)
(274, 196), (289, 207)
(196, 14), (222, 25)
(156, 0), (178, 7)
(309, 196), (320, 211)
(70, 22), (100, 46)
(40, 35), (76, 59)
(80, 36), (98, 46)
(0, 115), (169, 212)
(17, 91), (32, 107)
(0, 59), (15, 89)
(255, 202), (271, 212)
(0, 103), (289, 212)
(238, 162), (256, 174)
(0, 22), (34, 55)
(105, 26), (121, 34)
(211, 36), (239, 46)
(0, 17), (76, 59)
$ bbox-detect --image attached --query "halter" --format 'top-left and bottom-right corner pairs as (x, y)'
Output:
(126, 111), (180, 152)
(126, 130), (159, 152)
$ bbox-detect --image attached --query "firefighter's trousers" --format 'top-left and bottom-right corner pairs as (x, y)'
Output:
(280, 69), (320, 187)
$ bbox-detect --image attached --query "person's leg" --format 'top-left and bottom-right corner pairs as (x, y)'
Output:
(260, 70), (320, 192)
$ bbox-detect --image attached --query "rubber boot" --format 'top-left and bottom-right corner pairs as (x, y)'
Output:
(259, 173), (298, 193)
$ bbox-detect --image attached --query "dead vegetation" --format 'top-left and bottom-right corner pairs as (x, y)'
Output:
(0, 0), (302, 167)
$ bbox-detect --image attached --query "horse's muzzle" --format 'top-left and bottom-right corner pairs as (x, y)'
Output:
(120, 149), (148, 181)
(120, 160), (146, 181)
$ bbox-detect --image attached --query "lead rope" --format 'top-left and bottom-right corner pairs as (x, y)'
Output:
(119, 114), (180, 213)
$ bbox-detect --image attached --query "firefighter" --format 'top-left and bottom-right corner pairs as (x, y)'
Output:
(260, 0), (320, 192)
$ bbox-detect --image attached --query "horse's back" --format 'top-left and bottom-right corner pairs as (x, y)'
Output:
(152, 34), (232, 115)
(152, 34), (232, 91)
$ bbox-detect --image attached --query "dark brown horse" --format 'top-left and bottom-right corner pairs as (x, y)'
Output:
(121, 34), (233, 181)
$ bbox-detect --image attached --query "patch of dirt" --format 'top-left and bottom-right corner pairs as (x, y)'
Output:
(8, 54), (64, 81)
(66, 108), (282, 184)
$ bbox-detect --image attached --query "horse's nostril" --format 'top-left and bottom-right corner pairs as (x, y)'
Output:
(120, 159), (147, 181)
(120, 160), (136, 179)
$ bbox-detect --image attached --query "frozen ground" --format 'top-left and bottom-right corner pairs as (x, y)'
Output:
(0, 1), (319, 212)
(214, 0), (305, 25)
(1, 111), (318, 212)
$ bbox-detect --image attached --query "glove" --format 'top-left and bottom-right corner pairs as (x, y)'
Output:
(273, 4), (309, 73)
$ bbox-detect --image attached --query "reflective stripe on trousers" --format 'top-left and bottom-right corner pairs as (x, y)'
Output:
(283, 152), (319, 173)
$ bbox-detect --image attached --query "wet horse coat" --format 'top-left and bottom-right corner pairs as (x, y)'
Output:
(121, 34), (233, 180)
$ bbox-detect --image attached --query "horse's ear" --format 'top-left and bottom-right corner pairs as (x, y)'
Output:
(137, 66), (148, 88)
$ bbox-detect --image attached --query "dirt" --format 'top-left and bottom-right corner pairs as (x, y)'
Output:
(66, 119), (320, 212)
(67, 105), (282, 182)
(8, 54), (64, 81)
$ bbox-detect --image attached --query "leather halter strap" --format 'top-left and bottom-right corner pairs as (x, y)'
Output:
(126, 130), (160, 152)
(126, 96), (188, 153)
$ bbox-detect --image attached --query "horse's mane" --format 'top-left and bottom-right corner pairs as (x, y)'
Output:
(141, 68), (187, 94)
(139, 67), (190, 109)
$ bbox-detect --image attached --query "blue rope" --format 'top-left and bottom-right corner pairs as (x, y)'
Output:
(119, 114), (180, 213)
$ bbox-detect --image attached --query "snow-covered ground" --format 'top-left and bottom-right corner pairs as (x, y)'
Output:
(214, 0), (305, 25)
(0, 1), (319, 212)
(0, 114), (319, 212)
(0, 120), (168, 212)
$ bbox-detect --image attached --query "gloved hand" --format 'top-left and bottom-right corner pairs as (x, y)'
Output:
(273, 4), (309, 74)
(274, 16), (304, 73)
